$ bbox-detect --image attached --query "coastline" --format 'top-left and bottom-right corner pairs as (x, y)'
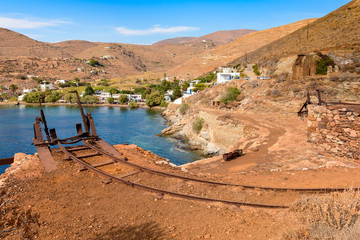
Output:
(0, 101), (166, 110)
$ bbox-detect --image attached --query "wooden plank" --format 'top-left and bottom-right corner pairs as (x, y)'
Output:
(35, 145), (57, 172)
(79, 160), (116, 171)
(94, 139), (123, 158)
(118, 170), (141, 179)
(63, 152), (102, 161)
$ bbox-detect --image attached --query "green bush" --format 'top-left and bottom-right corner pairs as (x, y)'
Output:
(88, 59), (102, 67)
(160, 100), (168, 108)
(193, 83), (207, 91)
(8, 96), (19, 102)
(45, 91), (62, 103)
(23, 91), (45, 103)
(253, 65), (260, 76)
(193, 117), (204, 134)
(84, 85), (95, 96)
(64, 92), (78, 103)
(129, 102), (139, 109)
(32, 77), (43, 84)
(109, 87), (120, 96)
(146, 91), (163, 108)
(316, 56), (334, 75)
(171, 86), (182, 100)
(97, 79), (110, 86)
(179, 103), (189, 115)
(81, 95), (99, 104)
(107, 97), (115, 104)
(220, 87), (241, 104)
(198, 72), (217, 83)
(118, 94), (129, 104)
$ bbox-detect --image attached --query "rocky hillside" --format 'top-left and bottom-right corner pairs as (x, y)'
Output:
(0, 28), (258, 84)
(230, 0), (360, 65)
(167, 19), (315, 79)
(0, 28), (70, 58)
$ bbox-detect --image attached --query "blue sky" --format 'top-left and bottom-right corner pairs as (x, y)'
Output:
(0, 0), (351, 45)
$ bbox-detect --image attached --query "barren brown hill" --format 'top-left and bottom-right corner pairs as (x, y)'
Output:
(153, 29), (256, 46)
(52, 40), (99, 56)
(192, 29), (257, 45)
(0, 28), (70, 58)
(167, 19), (316, 79)
(230, 0), (360, 65)
(152, 37), (197, 46)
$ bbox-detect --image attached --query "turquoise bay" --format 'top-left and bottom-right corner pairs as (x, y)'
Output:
(0, 105), (201, 174)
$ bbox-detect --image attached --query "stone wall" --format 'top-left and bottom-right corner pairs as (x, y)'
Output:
(307, 104), (360, 159)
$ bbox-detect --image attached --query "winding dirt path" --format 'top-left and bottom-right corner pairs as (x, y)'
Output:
(185, 107), (320, 174)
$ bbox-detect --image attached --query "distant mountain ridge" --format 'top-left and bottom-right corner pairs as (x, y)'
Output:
(153, 29), (257, 46)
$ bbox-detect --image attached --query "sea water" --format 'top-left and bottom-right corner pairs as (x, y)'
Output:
(0, 104), (201, 174)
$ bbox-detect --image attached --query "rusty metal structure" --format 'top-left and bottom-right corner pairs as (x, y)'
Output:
(0, 157), (14, 166)
(32, 91), (100, 171)
(298, 89), (360, 117)
(28, 90), (360, 209)
(223, 149), (243, 161)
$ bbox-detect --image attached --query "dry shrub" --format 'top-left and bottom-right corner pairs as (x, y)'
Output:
(339, 72), (356, 82)
(329, 75), (340, 82)
(0, 190), (40, 239)
(285, 190), (360, 240)
(271, 89), (281, 97)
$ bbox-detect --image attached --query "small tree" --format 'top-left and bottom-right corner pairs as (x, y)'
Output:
(220, 87), (241, 104)
(107, 97), (115, 104)
(146, 91), (163, 108)
(81, 95), (99, 104)
(316, 56), (334, 75)
(118, 94), (129, 104)
(109, 87), (119, 97)
(9, 84), (18, 95)
(88, 59), (102, 67)
(253, 65), (260, 76)
(171, 86), (182, 100)
(193, 117), (204, 134)
(182, 82), (190, 92)
(64, 92), (78, 103)
(45, 91), (62, 103)
(23, 91), (45, 103)
(84, 86), (95, 96)
(129, 102), (139, 109)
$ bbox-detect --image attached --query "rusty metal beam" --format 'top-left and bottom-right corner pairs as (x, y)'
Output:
(0, 157), (14, 166)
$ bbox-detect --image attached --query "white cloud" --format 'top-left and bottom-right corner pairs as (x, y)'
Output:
(116, 25), (200, 36)
(0, 17), (68, 29)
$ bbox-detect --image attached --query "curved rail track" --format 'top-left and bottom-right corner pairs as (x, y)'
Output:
(58, 141), (287, 209)
(81, 140), (360, 193)
(56, 139), (360, 209)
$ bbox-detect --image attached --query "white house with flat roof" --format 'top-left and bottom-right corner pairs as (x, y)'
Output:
(40, 83), (55, 91)
(216, 68), (240, 84)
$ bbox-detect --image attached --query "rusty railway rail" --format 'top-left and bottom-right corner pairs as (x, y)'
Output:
(57, 141), (288, 209)
(32, 90), (359, 210)
(0, 157), (14, 166)
(82, 139), (360, 193)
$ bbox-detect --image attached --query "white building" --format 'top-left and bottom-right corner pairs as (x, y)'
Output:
(94, 90), (142, 103)
(183, 80), (200, 98)
(216, 68), (240, 84)
(40, 83), (55, 91)
(54, 79), (67, 85)
(18, 88), (35, 101)
(174, 80), (200, 104)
